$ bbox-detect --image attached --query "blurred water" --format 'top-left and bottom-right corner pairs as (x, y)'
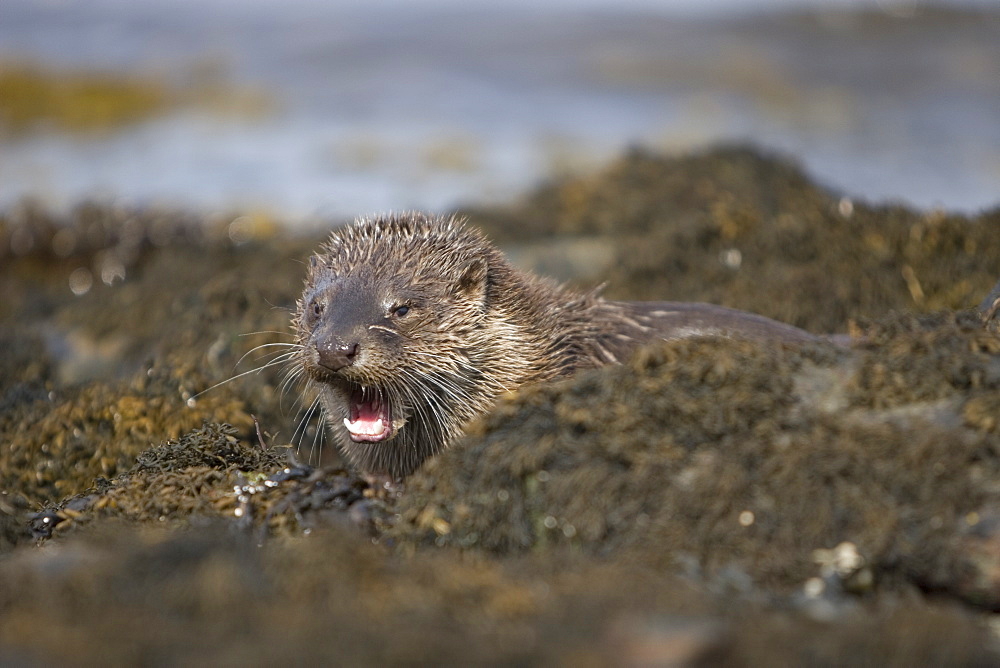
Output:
(0, 0), (997, 223)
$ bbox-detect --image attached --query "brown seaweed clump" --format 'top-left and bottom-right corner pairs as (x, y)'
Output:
(0, 364), (255, 509)
(0, 201), (322, 510)
(28, 423), (390, 543)
(394, 310), (1000, 609)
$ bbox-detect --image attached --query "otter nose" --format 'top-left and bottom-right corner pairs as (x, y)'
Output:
(317, 342), (359, 372)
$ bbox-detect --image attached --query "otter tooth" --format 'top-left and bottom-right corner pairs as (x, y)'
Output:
(344, 417), (385, 437)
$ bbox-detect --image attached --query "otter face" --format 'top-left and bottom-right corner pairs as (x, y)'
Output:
(294, 214), (499, 479)
(299, 271), (421, 445)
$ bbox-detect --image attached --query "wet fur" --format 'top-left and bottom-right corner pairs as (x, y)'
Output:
(295, 212), (817, 478)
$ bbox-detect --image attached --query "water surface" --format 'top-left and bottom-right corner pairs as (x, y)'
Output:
(1, 0), (997, 222)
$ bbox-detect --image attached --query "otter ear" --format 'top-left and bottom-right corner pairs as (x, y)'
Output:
(455, 257), (488, 304)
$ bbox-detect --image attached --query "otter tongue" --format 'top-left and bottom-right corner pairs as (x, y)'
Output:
(344, 391), (391, 442)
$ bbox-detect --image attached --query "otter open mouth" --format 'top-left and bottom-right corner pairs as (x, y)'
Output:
(343, 387), (393, 442)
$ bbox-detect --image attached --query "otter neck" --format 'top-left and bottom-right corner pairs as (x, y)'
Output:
(490, 269), (632, 383)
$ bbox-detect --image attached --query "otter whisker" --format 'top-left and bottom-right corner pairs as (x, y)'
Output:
(240, 330), (297, 338)
(411, 371), (469, 407)
(397, 371), (463, 443)
(281, 377), (311, 417)
(292, 394), (322, 456)
(191, 353), (296, 399)
(407, 349), (517, 393)
(277, 364), (306, 405)
(236, 341), (302, 368)
(405, 349), (476, 367)
(396, 369), (453, 411)
(309, 400), (326, 465)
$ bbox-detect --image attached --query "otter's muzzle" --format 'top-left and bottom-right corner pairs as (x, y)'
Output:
(317, 341), (359, 372)
(310, 281), (376, 374)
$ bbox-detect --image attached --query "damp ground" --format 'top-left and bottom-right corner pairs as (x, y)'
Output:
(2, 145), (1000, 664)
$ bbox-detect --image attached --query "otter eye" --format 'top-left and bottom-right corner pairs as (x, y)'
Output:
(392, 305), (410, 317)
(311, 300), (324, 318)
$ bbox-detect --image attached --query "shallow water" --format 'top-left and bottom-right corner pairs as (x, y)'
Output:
(1, 0), (998, 222)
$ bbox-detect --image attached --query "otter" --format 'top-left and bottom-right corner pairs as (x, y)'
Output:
(295, 212), (820, 479)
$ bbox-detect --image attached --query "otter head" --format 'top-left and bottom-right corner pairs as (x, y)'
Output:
(294, 213), (508, 479)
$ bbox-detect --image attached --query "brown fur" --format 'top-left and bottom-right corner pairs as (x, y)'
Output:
(295, 212), (817, 479)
